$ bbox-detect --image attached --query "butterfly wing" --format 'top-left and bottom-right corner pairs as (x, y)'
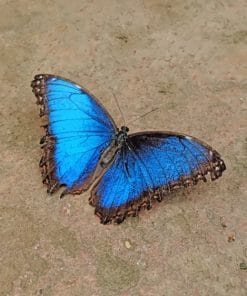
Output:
(90, 132), (226, 224)
(31, 74), (117, 195)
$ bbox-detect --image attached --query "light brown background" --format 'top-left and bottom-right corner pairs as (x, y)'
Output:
(0, 1), (246, 295)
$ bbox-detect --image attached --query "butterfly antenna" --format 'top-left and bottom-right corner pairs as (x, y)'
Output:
(127, 107), (159, 125)
(112, 91), (126, 126)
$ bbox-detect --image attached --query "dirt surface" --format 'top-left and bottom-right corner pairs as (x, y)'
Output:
(0, 1), (246, 295)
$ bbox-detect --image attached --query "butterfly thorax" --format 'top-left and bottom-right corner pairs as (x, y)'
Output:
(116, 126), (129, 145)
(99, 126), (129, 168)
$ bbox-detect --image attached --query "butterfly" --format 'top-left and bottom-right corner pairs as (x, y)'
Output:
(31, 74), (226, 224)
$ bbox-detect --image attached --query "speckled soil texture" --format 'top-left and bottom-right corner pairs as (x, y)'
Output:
(0, 1), (246, 295)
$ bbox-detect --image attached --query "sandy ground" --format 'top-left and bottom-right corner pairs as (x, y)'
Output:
(0, 1), (246, 295)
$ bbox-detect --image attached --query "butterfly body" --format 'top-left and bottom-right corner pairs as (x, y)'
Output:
(31, 74), (226, 224)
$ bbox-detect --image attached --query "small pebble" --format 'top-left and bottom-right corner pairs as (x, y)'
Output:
(125, 240), (131, 249)
(240, 262), (247, 270)
(228, 234), (235, 242)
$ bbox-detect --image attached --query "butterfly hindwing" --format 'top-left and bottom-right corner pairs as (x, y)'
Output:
(90, 132), (226, 224)
(32, 74), (117, 195)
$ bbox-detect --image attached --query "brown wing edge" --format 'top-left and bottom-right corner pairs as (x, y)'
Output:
(89, 132), (226, 224)
(31, 74), (117, 196)
(31, 74), (61, 194)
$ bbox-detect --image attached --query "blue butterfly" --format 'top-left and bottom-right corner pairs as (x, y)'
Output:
(31, 74), (226, 224)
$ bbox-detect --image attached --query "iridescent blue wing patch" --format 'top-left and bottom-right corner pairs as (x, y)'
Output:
(90, 132), (226, 224)
(31, 74), (117, 195)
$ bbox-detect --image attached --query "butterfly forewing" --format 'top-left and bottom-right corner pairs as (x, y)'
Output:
(31, 74), (117, 194)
